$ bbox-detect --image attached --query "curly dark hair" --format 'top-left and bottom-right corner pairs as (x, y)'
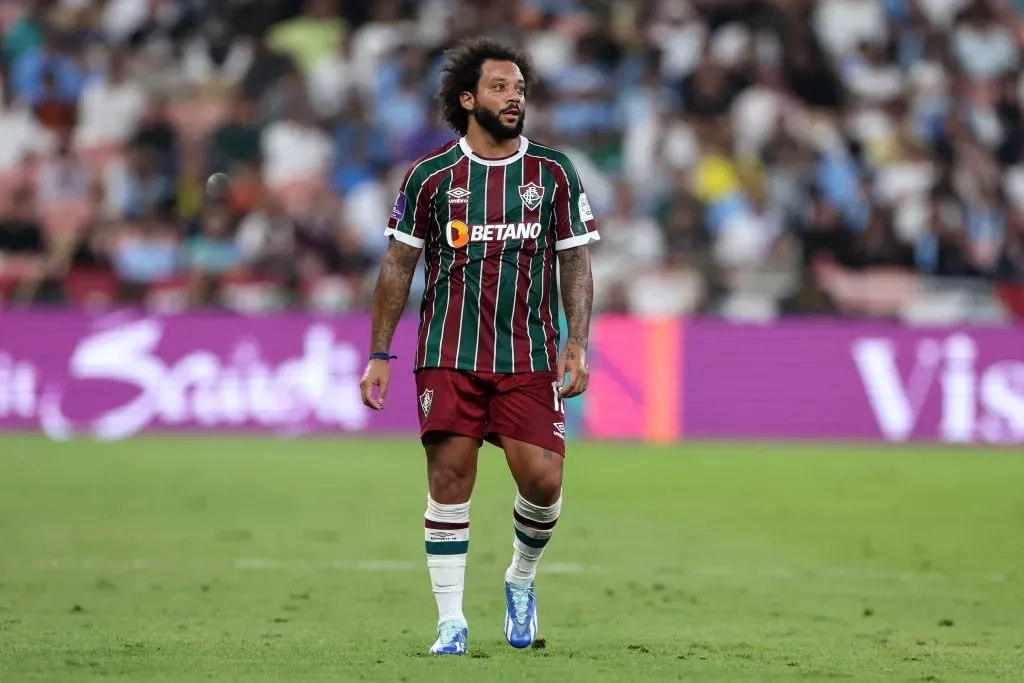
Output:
(438, 38), (535, 136)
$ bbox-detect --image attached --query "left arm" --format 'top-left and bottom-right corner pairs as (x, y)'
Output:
(551, 153), (600, 398)
(556, 245), (593, 398)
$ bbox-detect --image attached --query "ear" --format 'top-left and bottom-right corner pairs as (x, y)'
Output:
(459, 91), (475, 112)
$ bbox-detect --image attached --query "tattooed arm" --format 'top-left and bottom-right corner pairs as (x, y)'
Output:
(360, 239), (421, 409)
(370, 240), (421, 353)
(555, 245), (594, 398)
(558, 245), (593, 349)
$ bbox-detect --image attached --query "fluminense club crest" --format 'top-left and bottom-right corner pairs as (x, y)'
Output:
(419, 388), (434, 416)
(518, 182), (544, 210)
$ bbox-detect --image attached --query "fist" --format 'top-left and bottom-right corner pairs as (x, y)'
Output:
(360, 359), (391, 410)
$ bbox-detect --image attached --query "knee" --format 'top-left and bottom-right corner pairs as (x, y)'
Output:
(428, 460), (474, 504)
(425, 433), (478, 504)
(520, 468), (562, 507)
(429, 467), (472, 504)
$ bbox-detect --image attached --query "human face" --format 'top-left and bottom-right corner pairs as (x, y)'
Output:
(462, 59), (526, 140)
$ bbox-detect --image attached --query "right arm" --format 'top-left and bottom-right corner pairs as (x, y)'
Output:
(360, 166), (430, 410)
(369, 239), (421, 355)
(360, 239), (421, 410)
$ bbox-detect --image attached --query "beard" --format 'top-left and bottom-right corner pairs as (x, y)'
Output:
(472, 104), (524, 141)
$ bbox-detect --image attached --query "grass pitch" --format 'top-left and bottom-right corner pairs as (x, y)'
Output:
(0, 436), (1022, 682)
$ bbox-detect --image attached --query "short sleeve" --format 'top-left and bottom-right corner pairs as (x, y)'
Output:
(553, 157), (600, 251)
(384, 166), (431, 249)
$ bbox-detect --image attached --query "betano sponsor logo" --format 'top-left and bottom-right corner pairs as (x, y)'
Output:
(445, 221), (542, 248)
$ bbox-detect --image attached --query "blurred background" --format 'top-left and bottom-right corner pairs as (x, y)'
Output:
(2, 3), (1024, 678)
(2, 0), (1024, 322)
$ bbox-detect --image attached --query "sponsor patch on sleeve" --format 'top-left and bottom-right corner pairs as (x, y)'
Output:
(391, 191), (407, 221)
(578, 192), (593, 221)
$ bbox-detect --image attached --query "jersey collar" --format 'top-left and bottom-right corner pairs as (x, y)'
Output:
(458, 136), (530, 167)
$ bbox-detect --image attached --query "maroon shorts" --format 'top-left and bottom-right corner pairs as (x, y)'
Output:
(414, 368), (566, 455)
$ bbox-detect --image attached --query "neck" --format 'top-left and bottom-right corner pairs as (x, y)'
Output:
(464, 124), (519, 159)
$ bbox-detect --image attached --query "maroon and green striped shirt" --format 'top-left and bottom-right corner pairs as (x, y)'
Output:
(384, 136), (600, 373)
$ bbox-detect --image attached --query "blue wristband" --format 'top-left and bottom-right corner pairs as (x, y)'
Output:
(368, 352), (397, 361)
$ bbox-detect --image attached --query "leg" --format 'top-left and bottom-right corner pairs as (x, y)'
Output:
(502, 437), (564, 583)
(423, 433), (478, 655)
(502, 436), (564, 506)
(425, 431), (479, 504)
(415, 369), (489, 655)
(423, 431), (477, 622)
(487, 372), (566, 648)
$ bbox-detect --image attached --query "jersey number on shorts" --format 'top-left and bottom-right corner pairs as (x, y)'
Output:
(551, 381), (564, 413)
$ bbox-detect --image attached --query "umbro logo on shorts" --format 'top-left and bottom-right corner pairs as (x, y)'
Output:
(553, 422), (565, 440)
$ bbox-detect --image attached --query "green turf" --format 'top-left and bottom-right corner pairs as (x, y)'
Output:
(0, 437), (1022, 682)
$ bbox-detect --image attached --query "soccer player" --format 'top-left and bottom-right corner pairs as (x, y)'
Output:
(359, 38), (599, 655)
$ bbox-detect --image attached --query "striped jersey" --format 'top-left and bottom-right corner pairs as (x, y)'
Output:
(384, 136), (600, 373)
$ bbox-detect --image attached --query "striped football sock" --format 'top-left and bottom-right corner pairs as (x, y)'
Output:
(424, 495), (470, 626)
(505, 493), (561, 585)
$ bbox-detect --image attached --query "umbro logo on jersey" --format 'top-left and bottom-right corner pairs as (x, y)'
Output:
(553, 422), (565, 440)
(446, 187), (472, 205)
(518, 182), (544, 210)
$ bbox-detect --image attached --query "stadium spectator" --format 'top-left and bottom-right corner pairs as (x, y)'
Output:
(260, 96), (333, 194)
(0, 0), (1021, 320)
(75, 48), (146, 151)
(103, 143), (174, 221)
(205, 97), (261, 176)
(181, 8), (254, 88)
(331, 95), (391, 194)
(11, 29), (85, 107)
(267, 0), (345, 77)
(236, 192), (297, 280)
(997, 210), (1024, 281)
(185, 202), (241, 277)
(108, 218), (181, 294)
(0, 185), (48, 302)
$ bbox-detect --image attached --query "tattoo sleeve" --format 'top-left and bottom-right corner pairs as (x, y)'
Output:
(557, 245), (594, 349)
(370, 240), (422, 354)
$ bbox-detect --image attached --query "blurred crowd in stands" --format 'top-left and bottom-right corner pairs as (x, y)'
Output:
(2, 0), (1024, 322)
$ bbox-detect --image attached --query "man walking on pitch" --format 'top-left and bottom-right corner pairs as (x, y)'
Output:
(360, 38), (599, 655)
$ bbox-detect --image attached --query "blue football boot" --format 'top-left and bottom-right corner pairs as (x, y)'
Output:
(428, 619), (468, 655)
(504, 580), (538, 648)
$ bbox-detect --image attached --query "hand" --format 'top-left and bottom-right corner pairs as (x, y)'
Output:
(360, 359), (391, 410)
(556, 338), (589, 399)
